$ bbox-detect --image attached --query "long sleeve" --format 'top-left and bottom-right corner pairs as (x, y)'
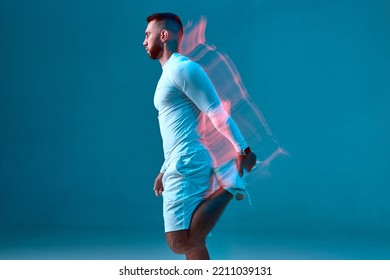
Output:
(160, 161), (167, 173)
(172, 60), (248, 152)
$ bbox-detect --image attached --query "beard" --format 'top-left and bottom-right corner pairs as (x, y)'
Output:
(147, 43), (163, 60)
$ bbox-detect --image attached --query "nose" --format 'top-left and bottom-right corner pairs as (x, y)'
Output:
(143, 38), (147, 47)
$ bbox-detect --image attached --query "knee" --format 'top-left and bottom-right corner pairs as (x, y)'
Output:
(166, 233), (203, 254)
(167, 235), (192, 254)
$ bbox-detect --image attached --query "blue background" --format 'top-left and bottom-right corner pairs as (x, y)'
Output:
(1, 0), (389, 259)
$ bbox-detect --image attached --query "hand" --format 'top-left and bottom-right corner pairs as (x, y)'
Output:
(153, 173), (164, 196)
(236, 151), (257, 176)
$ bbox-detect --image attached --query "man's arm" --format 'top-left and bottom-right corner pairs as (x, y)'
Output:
(175, 60), (257, 173)
(207, 104), (257, 174)
(153, 172), (164, 197)
(153, 161), (167, 197)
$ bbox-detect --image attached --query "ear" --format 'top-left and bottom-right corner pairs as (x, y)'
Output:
(160, 29), (169, 43)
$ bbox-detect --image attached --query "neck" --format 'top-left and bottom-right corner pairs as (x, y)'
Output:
(159, 49), (175, 66)
(159, 41), (180, 66)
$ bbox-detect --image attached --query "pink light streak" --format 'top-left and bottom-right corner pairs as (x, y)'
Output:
(182, 16), (289, 176)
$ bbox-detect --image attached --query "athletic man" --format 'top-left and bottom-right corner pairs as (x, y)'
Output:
(143, 12), (257, 260)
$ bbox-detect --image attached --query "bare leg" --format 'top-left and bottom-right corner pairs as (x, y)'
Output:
(166, 188), (233, 260)
(185, 243), (210, 260)
(189, 188), (233, 240)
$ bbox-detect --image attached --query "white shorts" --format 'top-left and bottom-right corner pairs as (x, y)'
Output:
(162, 149), (213, 233)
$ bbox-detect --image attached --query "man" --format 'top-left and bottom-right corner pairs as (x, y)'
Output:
(143, 12), (257, 260)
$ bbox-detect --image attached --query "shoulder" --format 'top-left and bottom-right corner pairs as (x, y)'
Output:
(165, 54), (209, 90)
(170, 54), (204, 78)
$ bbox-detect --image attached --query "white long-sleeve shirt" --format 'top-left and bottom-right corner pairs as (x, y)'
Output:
(154, 53), (247, 173)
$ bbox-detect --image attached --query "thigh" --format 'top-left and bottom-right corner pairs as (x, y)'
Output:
(165, 229), (188, 244)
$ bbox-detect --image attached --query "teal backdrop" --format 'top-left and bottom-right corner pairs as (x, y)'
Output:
(1, 0), (389, 259)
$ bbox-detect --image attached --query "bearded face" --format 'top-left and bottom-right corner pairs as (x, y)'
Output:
(146, 40), (163, 60)
(143, 21), (163, 60)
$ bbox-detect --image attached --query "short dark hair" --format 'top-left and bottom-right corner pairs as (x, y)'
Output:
(146, 12), (183, 36)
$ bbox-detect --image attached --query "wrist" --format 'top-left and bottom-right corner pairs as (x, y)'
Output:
(238, 147), (251, 156)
